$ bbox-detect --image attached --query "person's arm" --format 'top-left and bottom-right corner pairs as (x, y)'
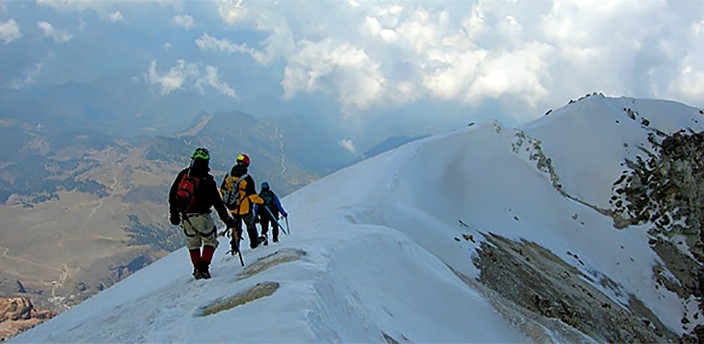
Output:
(274, 194), (287, 217)
(210, 178), (232, 222)
(249, 193), (264, 205)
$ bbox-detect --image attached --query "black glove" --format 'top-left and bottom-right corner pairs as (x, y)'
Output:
(254, 217), (260, 224)
(283, 213), (288, 218)
(170, 213), (180, 226)
(224, 217), (237, 228)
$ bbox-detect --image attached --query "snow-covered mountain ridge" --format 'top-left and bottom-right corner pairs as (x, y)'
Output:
(12, 95), (704, 343)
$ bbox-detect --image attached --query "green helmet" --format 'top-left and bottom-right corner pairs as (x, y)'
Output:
(191, 147), (210, 161)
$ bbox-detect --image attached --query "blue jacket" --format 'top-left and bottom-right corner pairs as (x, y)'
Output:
(254, 190), (287, 219)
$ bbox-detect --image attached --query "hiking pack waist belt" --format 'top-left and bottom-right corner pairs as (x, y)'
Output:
(183, 212), (209, 219)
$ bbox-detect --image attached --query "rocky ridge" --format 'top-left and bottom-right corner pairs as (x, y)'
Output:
(0, 297), (55, 342)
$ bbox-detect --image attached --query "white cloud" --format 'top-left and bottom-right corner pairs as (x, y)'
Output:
(281, 39), (385, 112)
(197, 65), (237, 98)
(695, 18), (704, 36)
(8, 62), (44, 89)
(36, 0), (185, 22)
(145, 59), (237, 98)
(36, 0), (115, 16)
(146, 60), (188, 95)
(395, 7), (451, 55)
(218, 0), (248, 25)
(195, 33), (248, 54)
(195, 33), (273, 65)
(665, 16), (704, 103)
(422, 50), (487, 101)
(37, 21), (73, 43)
(667, 57), (704, 105)
(339, 139), (356, 154)
(173, 14), (194, 30)
(0, 19), (22, 44)
(109, 11), (123, 23)
(467, 44), (551, 107)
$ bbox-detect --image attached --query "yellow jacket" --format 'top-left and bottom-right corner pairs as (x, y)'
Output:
(220, 174), (263, 216)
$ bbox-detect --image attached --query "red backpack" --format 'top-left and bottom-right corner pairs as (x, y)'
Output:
(175, 170), (200, 213)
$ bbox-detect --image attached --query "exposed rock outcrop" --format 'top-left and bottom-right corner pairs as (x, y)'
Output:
(472, 234), (678, 343)
(610, 129), (704, 341)
(0, 297), (55, 342)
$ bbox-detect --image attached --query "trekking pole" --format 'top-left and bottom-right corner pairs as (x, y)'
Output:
(233, 227), (245, 266)
(285, 216), (290, 235)
(265, 206), (288, 235)
(236, 236), (245, 266)
(223, 227), (245, 266)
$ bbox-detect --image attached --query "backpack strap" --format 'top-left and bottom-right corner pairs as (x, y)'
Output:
(231, 173), (250, 215)
(236, 174), (249, 191)
(234, 174), (249, 203)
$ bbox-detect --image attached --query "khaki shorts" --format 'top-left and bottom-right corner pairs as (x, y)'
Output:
(181, 213), (219, 250)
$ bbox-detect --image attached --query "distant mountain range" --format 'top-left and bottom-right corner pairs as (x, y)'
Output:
(0, 82), (368, 313)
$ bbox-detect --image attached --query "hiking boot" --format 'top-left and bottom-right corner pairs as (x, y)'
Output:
(273, 237), (279, 243)
(193, 268), (203, 280)
(262, 234), (268, 246)
(199, 262), (211, 279)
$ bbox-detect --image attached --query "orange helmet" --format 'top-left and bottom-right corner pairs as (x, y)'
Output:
(236, 154), (250, 166)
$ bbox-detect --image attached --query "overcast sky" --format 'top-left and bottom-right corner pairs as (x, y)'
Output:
(1, 0), (703, 143)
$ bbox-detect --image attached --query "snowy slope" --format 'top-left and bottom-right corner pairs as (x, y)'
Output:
(12, 95), (704, 343)
(522, 95), (704, 209)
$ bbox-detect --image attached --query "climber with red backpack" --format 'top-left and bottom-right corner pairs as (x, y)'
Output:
(169, 147), (237, 280)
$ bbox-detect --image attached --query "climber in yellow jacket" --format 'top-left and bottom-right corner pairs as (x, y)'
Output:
(220, 154), (264, 253)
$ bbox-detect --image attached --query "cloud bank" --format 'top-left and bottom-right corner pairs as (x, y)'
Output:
(3, 0), (704, 128)
(200, 0), (704, 120)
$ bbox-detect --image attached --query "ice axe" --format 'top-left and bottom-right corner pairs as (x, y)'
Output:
(221, 227), (245, 266)
(264, 205), (289, 235)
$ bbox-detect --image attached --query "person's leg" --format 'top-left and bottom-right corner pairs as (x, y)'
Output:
(198, 217), (218, 279)
(272, 219), (279, 242)
(183, 216), (203, 278)
(244, 213), (260, 248)
(260, 217), (271, 245)
(260, 217), (269, 236)
(230, 216), (244, 253)
(199, 245), (215, 279)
